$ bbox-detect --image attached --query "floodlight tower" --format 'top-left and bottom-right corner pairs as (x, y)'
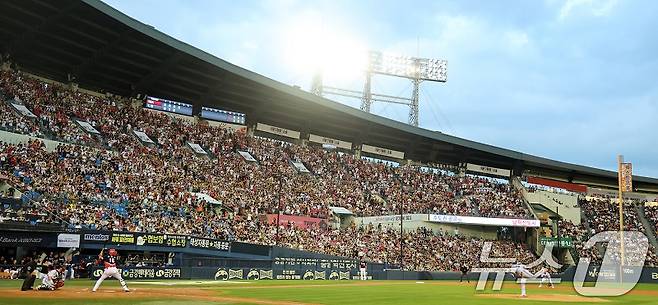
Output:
(314, 51), (447, 127)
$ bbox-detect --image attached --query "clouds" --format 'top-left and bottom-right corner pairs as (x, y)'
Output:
(103, 0), (658, 177)
(558, 0), (619, 21)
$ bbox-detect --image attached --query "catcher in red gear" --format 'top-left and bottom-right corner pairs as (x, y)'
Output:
(55, 279), (65, 289)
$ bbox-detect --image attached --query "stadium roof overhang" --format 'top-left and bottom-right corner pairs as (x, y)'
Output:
(1, 0), (656, 192)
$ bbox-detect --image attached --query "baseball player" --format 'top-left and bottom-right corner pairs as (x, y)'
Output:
(36, 265), (65, 291)
(359, 260), (367, 280)
(459, 263), (470, 283)
(92, 248), (130, 292)
(537, 268), (554, 288)
(511, 263), (537, 297)
(9, 267), (20, 279)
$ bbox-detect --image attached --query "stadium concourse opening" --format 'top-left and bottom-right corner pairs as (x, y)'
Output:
(0, 2), (658, 305)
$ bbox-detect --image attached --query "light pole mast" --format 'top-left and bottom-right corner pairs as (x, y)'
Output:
(409, 58), (421, 126)
(361, 70), (372, 112)
(310, 71), (323, 96)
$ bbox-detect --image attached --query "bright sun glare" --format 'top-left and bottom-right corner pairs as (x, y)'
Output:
(282, 17), (367, 83)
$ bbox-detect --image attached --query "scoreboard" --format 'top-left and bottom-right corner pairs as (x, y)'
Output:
(144, 96), (193, 116)
(201, 106), (246, 125)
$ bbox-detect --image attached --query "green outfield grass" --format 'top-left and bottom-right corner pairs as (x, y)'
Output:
(0, 279), (656, 305)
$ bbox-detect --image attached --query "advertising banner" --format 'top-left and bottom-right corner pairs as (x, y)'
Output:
(111, 232), (136, 244)
(57, 233), (80, 248)
(539, 236), (574, 248)
(256, 123), (300, 139)
(209, 258), (358, 281)
(92, 267), (182, 279)
(273, 257), (357, 270)
(82, 232), (111, 243)
(189, 237), (230, 251)
(265, 214), (325, 229)
(358, 214), (426, 226)
(361, 144), (404, 159)
(135, 233), (187, 248)
(642, 267), (658, 282)
(308, 134), (352, 150)
(213, 268), (275, 280)
(428, 214), (540, 227)
(465, 163), (511, 178)
(527, 176), (588, 193)
(272, 257), (357, 280)
(620, 163), (633, 192)
(136, 233), (165, 246)
(81, 230), (192, 248)
(0, 232), (56, 247)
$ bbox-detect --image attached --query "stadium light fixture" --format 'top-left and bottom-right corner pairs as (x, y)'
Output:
(312, 50), (447, 127)
(368, 51), (447, 82)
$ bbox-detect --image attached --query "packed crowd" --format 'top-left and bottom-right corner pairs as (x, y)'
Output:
(0, 69), (533, 221)
(0, 203), (54, 224)
(0, 101), (43, 137)
(0, 71), (104, 147)
(0, 66), (656, 270)
(555, 219), (601, 263)
(251, 223), (539, 271)
(0, 68), (546, 270)
(580, 196), (644, 232)
(4, 67), (658, 272)
(579, 196), (658, 266)
(643, 204), (658, 243)
(643, 201), (657, 221)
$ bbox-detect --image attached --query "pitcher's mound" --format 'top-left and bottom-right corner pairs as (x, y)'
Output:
(477, 293), (609, 302)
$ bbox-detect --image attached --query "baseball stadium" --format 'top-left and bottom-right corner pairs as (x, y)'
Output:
(0, 0), (657, 304)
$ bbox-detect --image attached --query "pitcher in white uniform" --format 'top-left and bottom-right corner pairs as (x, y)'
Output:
(511, 263), (536, 297)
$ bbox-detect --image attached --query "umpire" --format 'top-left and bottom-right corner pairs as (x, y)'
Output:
(20, 256), (38, 291)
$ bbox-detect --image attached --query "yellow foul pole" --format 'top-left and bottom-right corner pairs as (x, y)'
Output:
(617, 155), (625, 280)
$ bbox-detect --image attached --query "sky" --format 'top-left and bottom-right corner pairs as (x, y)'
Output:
(103, 0), (658, 178)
